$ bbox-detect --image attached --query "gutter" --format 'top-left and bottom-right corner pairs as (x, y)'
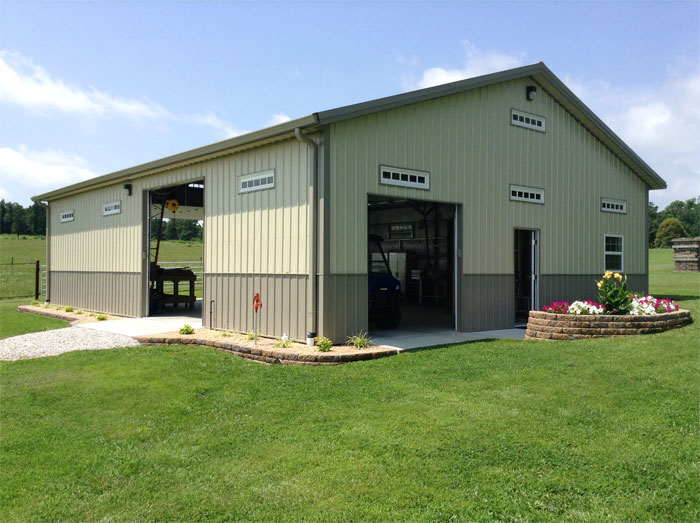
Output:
(295, 127), (319, 343)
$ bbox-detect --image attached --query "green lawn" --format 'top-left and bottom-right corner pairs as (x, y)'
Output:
(0, 298), (67, 339)
(0, 251), (698, 520)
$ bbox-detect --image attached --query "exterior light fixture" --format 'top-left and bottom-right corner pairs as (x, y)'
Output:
(526, 85), (537, 101)
(123, 183), (132, 196)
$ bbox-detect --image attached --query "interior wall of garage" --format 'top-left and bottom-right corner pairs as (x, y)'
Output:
(324, 76), (648, 336)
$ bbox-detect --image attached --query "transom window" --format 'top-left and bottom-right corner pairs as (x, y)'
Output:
(238, 169), (275, 194)
(511, 109), (546, 132)
(380, 165), (430, 190)
(60, 210), (74, 223)
(601, 197), (627, 214)
(604, 235), (624, 272)
(510, 184), (544, 204)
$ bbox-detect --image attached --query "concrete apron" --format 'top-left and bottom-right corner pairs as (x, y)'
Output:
(372, 327), (526, 351)
(75, 314), (202, 337)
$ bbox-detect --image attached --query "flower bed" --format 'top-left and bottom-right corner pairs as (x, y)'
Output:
(528, 272), (692, 340)
(526, 309), (692, 340)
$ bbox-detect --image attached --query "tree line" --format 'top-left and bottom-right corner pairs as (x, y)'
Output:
(649, 197), (699, 247)
(150, 217), (203, 242)
(0, 201), (47, 237)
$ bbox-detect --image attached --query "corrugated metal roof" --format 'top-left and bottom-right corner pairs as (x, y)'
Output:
(33, 62), (665, 201)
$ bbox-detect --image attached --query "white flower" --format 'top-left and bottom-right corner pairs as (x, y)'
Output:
(568, 301), (605, 315)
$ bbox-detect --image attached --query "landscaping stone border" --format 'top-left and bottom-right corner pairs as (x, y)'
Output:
(135, 333), (400, 366)
(16, 305), (120, 324)
(526, 309), (692, 340)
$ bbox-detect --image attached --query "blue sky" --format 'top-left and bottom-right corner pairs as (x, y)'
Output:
(1, 0), (698, 208)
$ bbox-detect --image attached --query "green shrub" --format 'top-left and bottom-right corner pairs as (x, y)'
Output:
(274, 335), (292, 348)
(64, 306), (74, 313)
(346, 330), (373, 348)
(219, 330), (231, 337)
(30, 300), (39, 306)
(315, 336), (333, 352)
(179, 324), (194, 335)
(654, 217), (688, 248)
(246, 331), (255, 340)
(75, 309), (83, 314)
(96, 314), (108, 321)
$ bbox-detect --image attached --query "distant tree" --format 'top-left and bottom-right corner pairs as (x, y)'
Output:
(648, 201), (661, 246)
(27, 202), (46, 235)
(175, 220), (202, 241)
(654, 217), (688, 248)
(10, 206), (28, 238)
(163, 219), (178, 241)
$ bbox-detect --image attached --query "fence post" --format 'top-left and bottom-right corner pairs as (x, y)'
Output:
(35, 260), (40, 300)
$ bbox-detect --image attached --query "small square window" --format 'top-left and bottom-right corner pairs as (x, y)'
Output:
(418, 176), (425, 184)
(382, 171), (390, 179)
(409, 175), (417, 182)
(392, 172), (400, 180)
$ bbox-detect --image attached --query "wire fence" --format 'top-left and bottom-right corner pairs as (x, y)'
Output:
(0, 261), (41, 299)
(1, 261), (202, 300)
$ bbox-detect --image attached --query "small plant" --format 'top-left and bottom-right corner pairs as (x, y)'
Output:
(75, 309), (83, 315)
(219, 330), (231, 337)
(65, 306), (74, 312)
(597, 271), (632, 315)
(96, 314), (108, 321)
(30, 300), (39, 306)
(274, 334), (292, 348)
(179, 324), (194, 335)
(315, 336), (333, 352)
(346, 330), (373, 348)
(246, 331), (255, 340)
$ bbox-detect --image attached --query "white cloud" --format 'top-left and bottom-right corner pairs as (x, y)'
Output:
(190, 111), (247, 139)
(0, 50), (246, 139)
(267, 113), (292, 126)
(407, 42), (524, 90)
(0, 146), (98, 204)
(0, 51), (172, 121)
(566, 71), (700, 208)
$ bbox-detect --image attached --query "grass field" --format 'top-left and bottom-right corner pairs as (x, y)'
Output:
(0, 250), (698, 520)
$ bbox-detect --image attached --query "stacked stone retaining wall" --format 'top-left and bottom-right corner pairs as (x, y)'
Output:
(672, 237), (700, 272)
(526, 310), (692, 340)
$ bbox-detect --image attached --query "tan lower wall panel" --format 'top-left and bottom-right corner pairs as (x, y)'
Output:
(49, 271), (141, 317)
(203, 273), (307, 340)
(461, 274), (515, 331)
(319, 274), (368, 343)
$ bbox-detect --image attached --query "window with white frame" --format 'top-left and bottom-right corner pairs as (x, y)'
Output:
(511, 109), (546, 132)
(238, 169), (275, 193)
(60, 210), (75, 223)
(604, 235), (624, 272)
(379, 165), (430, 190)
(510, 184), (544, 204)
(601, 197), (626, 214)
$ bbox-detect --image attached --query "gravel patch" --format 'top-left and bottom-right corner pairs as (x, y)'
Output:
(0, 327), (140, 361)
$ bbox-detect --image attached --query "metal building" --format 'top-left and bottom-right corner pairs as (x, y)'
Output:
(34, 63), (666, 342)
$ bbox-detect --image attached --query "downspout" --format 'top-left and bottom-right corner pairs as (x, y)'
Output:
(37, 200), (50, 303)
(295, 128), (318, 342)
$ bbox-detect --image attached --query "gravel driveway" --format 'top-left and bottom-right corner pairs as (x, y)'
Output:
(0, 327), (140, 361)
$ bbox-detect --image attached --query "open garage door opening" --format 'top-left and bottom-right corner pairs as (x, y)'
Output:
(147, 180), (204, 318)
(368, 195), (458, 337)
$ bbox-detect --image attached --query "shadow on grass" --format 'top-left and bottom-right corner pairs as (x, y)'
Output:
(403, 337), (523, 354)
(665, 295), (700, 302)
